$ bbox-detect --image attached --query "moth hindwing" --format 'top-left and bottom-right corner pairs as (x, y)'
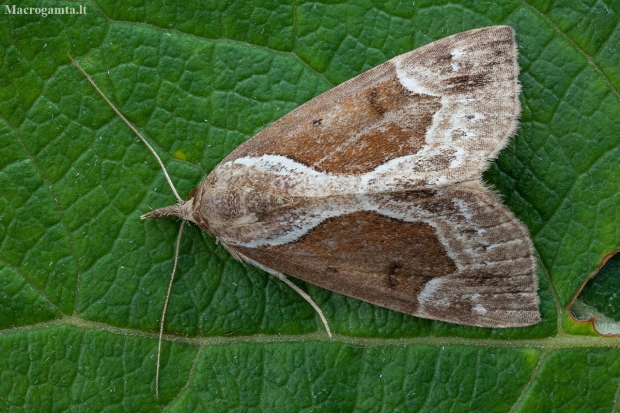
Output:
(144, 25), (539, 328)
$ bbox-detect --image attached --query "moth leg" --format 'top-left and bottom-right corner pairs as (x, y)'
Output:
(270, 270), (333, 338)
(238, 254), (333, 338)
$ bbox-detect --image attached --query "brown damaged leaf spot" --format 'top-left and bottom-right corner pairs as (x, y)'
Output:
(570, 248), (620, 337)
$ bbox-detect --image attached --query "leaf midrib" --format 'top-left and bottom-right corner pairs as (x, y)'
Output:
(5, 316), (616, 349)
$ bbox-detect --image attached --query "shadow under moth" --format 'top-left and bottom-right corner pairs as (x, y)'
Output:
(69, 25), (540, 397)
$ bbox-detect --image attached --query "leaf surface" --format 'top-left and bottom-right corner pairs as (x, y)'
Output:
(1, 0), (620, 411)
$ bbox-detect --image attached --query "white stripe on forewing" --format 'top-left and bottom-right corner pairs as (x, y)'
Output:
(229, 147), (467, 197)
(226, 154), (477, 249)
(235, 194), (446, 249)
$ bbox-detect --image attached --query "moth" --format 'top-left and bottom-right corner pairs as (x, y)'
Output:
(70, 25), (540, 396)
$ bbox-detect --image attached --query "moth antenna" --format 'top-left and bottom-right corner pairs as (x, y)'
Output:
(67, 53), (183, 203)
(156, 220), (186, 399)
(67, 53), (190, 397)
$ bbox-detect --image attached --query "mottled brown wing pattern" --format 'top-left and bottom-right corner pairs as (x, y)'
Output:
(222, 26), (520, 188)
(234, 182), (538, 328)
(185, 26), (540, 327)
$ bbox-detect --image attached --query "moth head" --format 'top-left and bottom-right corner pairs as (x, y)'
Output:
(140, 188), (199, 224)
(140, 181), (218, 236)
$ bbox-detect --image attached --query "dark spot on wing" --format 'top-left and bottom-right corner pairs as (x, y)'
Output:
(444, 73), (489, 93)
(326, 265), (338, 273)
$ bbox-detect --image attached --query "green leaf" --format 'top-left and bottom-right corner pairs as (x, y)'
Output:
(1, 0), (620, 411)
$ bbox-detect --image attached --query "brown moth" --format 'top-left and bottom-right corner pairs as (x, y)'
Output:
(70, 25), (540, 396)
(144, 24), (539, 327)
